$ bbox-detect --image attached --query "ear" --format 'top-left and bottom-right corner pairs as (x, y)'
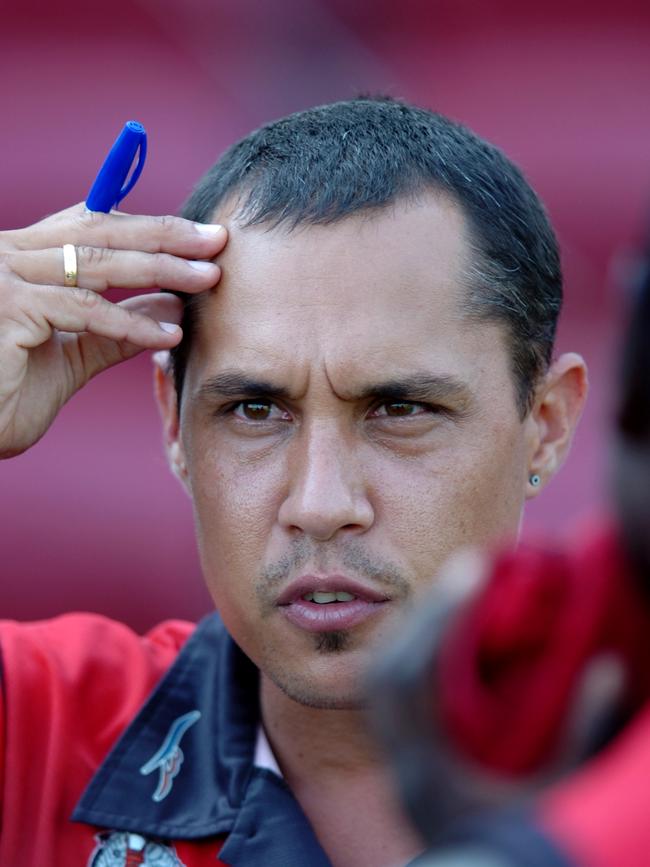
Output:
(524, 352), (588, 498)
(152, 351), (191, 493)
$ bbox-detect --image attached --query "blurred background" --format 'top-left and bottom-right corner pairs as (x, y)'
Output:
(2, 0), (649, 630)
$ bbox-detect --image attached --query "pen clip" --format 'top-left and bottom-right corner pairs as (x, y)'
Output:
(115, 133), (147, 208)
(85, 120), (148, 213)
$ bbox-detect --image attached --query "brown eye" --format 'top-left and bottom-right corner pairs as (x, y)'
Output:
(372, 401), (429, 418)
(383, 402), (419, 417)
(232, 400), (289, 422)
(240, 401), (271, 420)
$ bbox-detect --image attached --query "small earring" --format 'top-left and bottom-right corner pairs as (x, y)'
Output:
(529, 473), (541, 487)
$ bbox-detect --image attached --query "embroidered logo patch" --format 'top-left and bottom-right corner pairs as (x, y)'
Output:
(139, 710), (201, 802)
(88, 831), (184, 866)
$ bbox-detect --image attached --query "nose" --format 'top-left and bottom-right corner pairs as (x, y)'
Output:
(278, 422), (374, 541)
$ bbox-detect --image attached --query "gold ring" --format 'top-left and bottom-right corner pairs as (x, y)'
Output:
(62, 244), (78, 287)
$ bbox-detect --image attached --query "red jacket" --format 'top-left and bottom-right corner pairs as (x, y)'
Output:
(0, 613), (331, 866)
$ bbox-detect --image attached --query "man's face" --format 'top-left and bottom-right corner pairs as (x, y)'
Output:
(175, 193), (536, 709)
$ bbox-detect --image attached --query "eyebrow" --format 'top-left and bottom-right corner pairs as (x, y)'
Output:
(355, 374), (471, 406)
(195, 371), (292, 402)
(195, 370), (471, 407)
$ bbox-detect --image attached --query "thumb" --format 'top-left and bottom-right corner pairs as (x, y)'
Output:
(75, 292), (184, 382)
(120, 291), (184, 328)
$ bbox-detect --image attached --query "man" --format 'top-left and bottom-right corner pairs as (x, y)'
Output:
(0, 97), (587, 866)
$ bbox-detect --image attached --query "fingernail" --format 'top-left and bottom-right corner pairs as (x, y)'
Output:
(187, 259), (217, 272)
(152, 350), (170, 367)
(194, 223), (224, 237)
(159, 322), (180, 334)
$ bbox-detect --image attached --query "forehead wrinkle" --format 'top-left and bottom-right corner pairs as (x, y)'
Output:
(189, 287), (480, 413)
(319, 354), (475, 408)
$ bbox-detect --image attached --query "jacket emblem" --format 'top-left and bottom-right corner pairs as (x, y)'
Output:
(88, 831), (184, 866)
(139, 710), (201, 802)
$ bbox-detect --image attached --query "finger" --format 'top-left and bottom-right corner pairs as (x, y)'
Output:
(71, 295), (184, 380)
(118, 291), (184, 324)
(7, 247), (221, 294)
(9, 284), (183, 351)
(12, 203), (228, 259)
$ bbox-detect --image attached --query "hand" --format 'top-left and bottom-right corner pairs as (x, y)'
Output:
(0, 203), (226, 458)
(369, 548), (625, 847)
(369, 550), (496, 844)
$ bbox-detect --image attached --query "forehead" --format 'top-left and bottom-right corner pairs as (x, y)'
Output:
(187, 194), (506, 395)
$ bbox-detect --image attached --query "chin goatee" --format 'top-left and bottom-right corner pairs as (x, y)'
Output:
(315, 630), (349, 653)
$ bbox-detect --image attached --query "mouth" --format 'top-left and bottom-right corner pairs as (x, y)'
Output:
(276, 575), (391, 633)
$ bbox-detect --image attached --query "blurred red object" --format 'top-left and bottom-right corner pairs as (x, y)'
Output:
(439, 519), (650, 775)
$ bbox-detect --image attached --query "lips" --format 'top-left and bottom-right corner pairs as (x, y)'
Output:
(276, 575), (390, 632)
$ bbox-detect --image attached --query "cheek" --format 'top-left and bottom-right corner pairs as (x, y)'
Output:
(431, 422), (526, 539)
(371, 423), (526, 565)
(187, 446), (288, 590)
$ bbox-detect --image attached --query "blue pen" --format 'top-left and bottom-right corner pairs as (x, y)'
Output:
(85, 120), (147, 213)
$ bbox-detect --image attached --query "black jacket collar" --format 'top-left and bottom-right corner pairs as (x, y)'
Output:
(72, 614), (332, 866)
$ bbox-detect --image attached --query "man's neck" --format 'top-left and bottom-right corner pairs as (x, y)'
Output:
(259, 675), (424, 867)
(260, 674), (379, 777)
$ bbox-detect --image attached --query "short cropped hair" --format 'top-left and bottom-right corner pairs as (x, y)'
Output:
(171, 97), (562, 417)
